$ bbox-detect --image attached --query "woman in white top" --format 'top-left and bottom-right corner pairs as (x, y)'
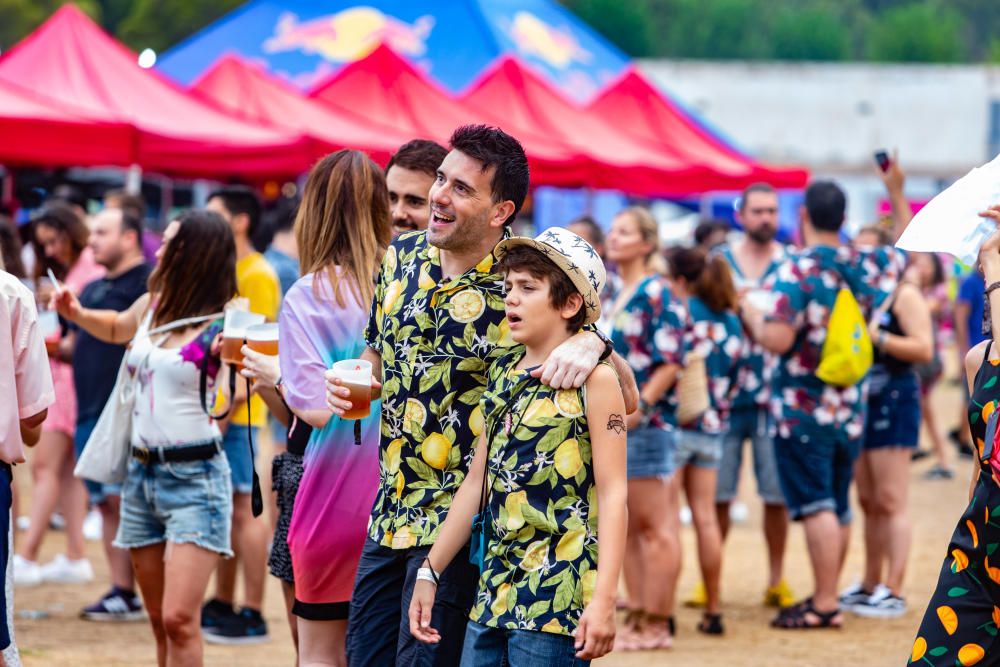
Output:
(54, 209), (240, 667)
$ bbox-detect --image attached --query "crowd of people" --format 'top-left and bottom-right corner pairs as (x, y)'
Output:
(0, 124), (993, 666)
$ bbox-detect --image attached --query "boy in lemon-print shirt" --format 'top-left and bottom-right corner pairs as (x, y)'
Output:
(409, 228), (628, 666)
(204, 186), (280, 644)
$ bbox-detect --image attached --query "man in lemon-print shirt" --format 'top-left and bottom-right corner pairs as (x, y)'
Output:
(326, 125), (638, 667)
(203, 186), (280, 645)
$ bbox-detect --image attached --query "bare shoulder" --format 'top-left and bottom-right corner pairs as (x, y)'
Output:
(966, 339), (992, 390)
(585, 363), (620, 393)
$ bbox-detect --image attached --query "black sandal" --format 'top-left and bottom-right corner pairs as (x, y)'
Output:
(770, 598), (842, 629)
(697, 612), (724, 635)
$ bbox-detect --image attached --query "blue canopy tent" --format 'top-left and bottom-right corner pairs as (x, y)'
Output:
(159, 0), (628, 101)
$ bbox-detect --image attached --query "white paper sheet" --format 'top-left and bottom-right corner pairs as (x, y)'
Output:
(895, 155), (1000, 265)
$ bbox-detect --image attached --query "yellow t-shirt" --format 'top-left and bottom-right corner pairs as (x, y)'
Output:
(232, 252), (281, 427)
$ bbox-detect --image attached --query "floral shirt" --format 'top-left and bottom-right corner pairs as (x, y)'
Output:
(364, 230), (518, 548)
(609, 275), (687, 429)
(717, 243), (788, 412)
(766, 245), (903, 441)
(469, 350), (601, 637)
(682, 296), (745, 434)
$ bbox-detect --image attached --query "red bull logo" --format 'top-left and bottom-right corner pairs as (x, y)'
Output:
(506, 12), (591, 69)
(263, 6), (433, 63)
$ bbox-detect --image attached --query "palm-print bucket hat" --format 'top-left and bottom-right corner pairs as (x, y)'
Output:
(494, 226), (607, 325)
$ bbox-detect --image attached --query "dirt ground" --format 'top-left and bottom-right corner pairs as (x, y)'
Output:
(10, 376), (971, 666)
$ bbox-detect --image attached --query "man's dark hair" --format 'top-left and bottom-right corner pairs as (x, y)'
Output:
(739, 182), (776, 211)
(386, 139), (447, 179)
(497, 245), (586, 332)
(694, 219), (729, 247)
(104, 189), (146, 221)
(254, 195), (300, 252)
(567, 215), (604, 247)
(208, 185), (262, 238)
(804, 180), (846, 232)
(117, 207), (144, 242)
(449, 124), (530, 225)
(49, 183), (88, 211)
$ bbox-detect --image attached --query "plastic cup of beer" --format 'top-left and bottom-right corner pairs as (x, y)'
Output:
(222, 310), (265, 369)
(245, 323), (279, 356)
(331, 359), (372, 420)
(38, 310), (60, 355)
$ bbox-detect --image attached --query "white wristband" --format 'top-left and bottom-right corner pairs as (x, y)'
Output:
(416, 567), (439, 586)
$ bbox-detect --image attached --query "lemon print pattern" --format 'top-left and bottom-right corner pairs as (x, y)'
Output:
(468, 349), (604, 638)
(908, 354), (1000, 667)
(364, 229), (565, 550)
(450, 289), (486, 323)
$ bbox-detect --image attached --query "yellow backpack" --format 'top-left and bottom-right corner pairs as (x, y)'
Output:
(816, 287), (872, 387)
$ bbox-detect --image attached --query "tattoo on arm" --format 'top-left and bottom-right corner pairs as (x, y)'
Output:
(607, 414), (626, 434)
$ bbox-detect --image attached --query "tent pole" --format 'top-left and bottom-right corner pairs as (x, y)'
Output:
(125, 164), (142, 195)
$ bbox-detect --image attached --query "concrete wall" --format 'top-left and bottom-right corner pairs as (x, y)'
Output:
(639, 60), (1000, 228)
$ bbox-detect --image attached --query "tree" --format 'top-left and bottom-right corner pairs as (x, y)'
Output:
(0, 0), (100, 52)
(115, 0), (243, 53)
(770, 4), (851, 61)
(561, 0), (654, 57)
(865, 2), (966, 62)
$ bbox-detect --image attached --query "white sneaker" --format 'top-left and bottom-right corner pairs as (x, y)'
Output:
(680, 506), (692, 525)
(39, 554), (94, 584)
(852, 584), (907, 619)
(15, 516), (29, 532)
(729, 501), (749, 523)
(12, 555), (42, 587)
(83, 509), (103, 542)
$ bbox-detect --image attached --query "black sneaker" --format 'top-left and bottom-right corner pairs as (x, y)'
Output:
(201, 598), (236, 632)
(80, 587), (145, 622)
(924, 465), (955, 480)
(203, 607), (270, 645)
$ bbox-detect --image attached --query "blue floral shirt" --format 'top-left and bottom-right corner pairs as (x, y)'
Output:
(682, 296), (745, 434)
(766, 245), (903, 441)
(717, 243), (788, 412)
(609, 275), (687, 429)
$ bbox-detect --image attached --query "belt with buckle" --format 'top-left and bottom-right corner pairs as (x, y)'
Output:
(130, 442), (220, 465)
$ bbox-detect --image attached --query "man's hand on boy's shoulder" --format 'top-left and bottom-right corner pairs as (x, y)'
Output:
(530, 330), (605, 389)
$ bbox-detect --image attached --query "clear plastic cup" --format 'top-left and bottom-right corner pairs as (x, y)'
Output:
(222, 310), (265, 369)
(331, 359), (373, 420)
(245, 323), (279, 356)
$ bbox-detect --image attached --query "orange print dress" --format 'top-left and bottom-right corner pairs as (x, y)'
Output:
(908, 342), (1000, 666)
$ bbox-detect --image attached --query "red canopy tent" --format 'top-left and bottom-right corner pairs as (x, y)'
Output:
(190, 54), (410, 165)
(0, 5), (310, 178)
(587, 67), (808, 189)
(0, 78), (134, 167)
(461, 57), (760, 196)
(308, 44), (593, 187)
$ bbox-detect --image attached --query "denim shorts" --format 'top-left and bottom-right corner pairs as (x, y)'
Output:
(717, 407), (784, 505)
(626, 425), (676, 479)
(460, 620), (589, 667)
(864, 370), (921, 449)
(115, 449), (233, 556)
(222, 424), (260, 495)
(73, 417), (122, 505)
(675, 429), (723, 470)
(774, 428), (859, 525)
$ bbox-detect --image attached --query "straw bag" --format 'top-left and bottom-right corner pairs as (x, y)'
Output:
(676, 352), (710, 426)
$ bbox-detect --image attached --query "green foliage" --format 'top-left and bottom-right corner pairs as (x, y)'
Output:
(0, 0), (100, 51)
(865, 2), (965, 62)
(560, 0), (987, 63)
(115, 0), (243, 53)
(0, 0), (991, 64)
(561, 0), (654, 57)
(770, 4), (851, 61)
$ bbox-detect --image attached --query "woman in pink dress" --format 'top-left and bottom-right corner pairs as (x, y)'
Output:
(281, 151), (389, 665)
(15, 203), (104, 586)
